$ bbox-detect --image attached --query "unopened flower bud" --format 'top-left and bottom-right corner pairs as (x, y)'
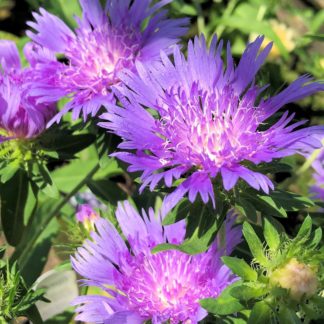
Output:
(76, 204), (99, 232)
(270, 258), (318, 301)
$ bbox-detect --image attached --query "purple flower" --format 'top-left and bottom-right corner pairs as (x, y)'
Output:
(310, 147), (324, 200)
(26, 0), (188, 123)
(0, 41), (55, 142)
(76, 204), (99, 223)
(99, 36), (324, 213)
(71, 201), (241, 323)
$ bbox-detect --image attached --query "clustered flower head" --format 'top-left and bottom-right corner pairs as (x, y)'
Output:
(26, 0), (188, 123)
(71, 202), (241, 323)
(100, 35), (324, 213)
(0, 40), (55, 143)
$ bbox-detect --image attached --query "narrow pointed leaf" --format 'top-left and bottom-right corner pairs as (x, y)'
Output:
(242, 222), (268, 267)
(222, 256), (257, 281)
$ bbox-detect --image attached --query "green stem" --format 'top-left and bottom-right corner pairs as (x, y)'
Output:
(15, 163), (100, 269)
(215, 0), (238, 38)
(297, 148), (321, 175)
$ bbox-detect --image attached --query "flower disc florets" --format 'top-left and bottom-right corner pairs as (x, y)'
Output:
(100, 35), (324, 213)
(71, 202), (241, 323)
(26, 0), (188, 122)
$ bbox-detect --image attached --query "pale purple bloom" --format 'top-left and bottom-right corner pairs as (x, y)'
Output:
(76, 204), (99, 223)
(26, 0), (188, 123)
(71, 201), (241, 323)
(99, 36), (324, 213)
(0, 41), (55, 142)
(310, 148), (324, 200)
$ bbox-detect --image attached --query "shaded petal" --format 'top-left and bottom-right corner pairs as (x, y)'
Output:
(0, 40), (20, 70)
(27, 8), (74, 52)
(104, 311), (143, 324)
(79, 0), (105, 27)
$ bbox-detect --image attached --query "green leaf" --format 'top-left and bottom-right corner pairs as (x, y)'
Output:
(20, 218), (59, 287)
(278, 305), (302, 324)
(295, 216), (312, 242)
(301, 296), (324, 320)
(241, 190), (287, 218)
(235, 197), (257, 223)
(87, 179), (127, 205)
(216, 14), (289, 59)
(200, 283), (245, 315)
(222, 256), (257, 281)
(241, 190), (314, 219)
(39, 127), (95, 159)
(248, 301), (273, 324)
(0, 161), (20, 183)
(44, 309), (74, 324)
(304, 34), (324, 41)
(0, 169), (28, 246)
(29, 162), (58, 198)
(242, 222), (268, 267)
(153, 195), (229, 255)
(230, 283), (267, 301)
(162, 199), (191, 226)
(263, 218), (280, 251)
(51, 159), (97, 192)
(11, 199), (58, 270)
(269, 191), (314, 211)
(24, 305), (44, 324)
(309, 227), (322, 249)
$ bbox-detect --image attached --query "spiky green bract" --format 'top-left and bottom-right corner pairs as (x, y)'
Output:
(200, 216), (324, 323)
(0, 260), (45, 322)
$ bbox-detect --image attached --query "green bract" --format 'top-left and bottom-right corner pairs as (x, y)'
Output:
(0, 259), (45, 322)
(201, 216), (324, 323)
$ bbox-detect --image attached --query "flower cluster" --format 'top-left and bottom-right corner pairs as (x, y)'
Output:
(71, 202), (241, 323)
(100, 35), (324, 212)
(26, 0), (188, 122)
(1, 0), (324, 323)
(0, 41), (55, 143)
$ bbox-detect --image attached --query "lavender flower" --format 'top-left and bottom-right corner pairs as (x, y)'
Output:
(76, 204), (99, 223)
(26, 0), (188, 123)
(100, 36), (324, 213)
(310, 148), (324, 200)
(0, 41), (55, 142)
(71, 201), (240, 323)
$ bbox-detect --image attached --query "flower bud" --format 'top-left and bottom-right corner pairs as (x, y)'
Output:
(76, 204), (99, 232)
(0, 41), (56, 143)
(270, 258), (318, 301)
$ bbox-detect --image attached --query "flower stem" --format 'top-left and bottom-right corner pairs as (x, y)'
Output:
(13, 163), (101, 269)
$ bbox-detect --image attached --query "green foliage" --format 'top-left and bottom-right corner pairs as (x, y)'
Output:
(153, 192), (230, 255)
(0, 260), (45, 322)
(236, 188), (314, 220)
(201, 216), (324, 322)
(0, 169), (28, 246)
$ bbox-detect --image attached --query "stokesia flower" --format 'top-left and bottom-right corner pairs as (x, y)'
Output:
(0, 40), (55, 142)
(71, 201), (241, 323)
(99, 35), (324, 213)
(26, 0), (188, 123)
